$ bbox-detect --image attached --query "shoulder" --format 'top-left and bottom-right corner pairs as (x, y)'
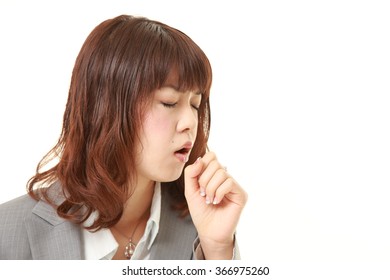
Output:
(0, 182), (64, 224)
(0, 194), (39, 259)
(0, 193), (39, 222)
(0, 185), (83, 260)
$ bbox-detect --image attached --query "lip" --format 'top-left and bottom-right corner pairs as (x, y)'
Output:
(180, 141), (193, 150)
(174, 141), (193, 163)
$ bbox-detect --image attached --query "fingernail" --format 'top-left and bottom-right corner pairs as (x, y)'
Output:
(205, 197), (211, 204)
(200, 189), (206, 197)
(213, 197), (219, 205)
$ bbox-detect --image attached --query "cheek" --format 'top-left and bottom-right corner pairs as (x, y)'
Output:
(143, 111), (174, 137)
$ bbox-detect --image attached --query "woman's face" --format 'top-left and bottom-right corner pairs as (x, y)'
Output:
(135, 79), (202, 183)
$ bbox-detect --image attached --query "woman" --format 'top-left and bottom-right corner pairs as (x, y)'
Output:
(0, 14), (247, 260)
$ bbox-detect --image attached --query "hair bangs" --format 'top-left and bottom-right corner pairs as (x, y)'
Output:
(140, 21), (212, 97)
(172, 34), (212, 97)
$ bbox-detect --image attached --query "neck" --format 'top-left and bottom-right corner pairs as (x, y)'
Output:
(114, 177), (155, 229)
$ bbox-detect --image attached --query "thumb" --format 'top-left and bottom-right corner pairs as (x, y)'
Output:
(184, 157), (204, 197)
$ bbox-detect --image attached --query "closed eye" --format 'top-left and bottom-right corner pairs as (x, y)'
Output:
(161, 102), (177, 108)
(191, 104), (200, 111)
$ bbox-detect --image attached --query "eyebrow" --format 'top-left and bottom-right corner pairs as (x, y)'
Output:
(164, 84), (202, 95)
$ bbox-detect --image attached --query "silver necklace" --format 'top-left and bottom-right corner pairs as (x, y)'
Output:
(113, 219), (143, 259)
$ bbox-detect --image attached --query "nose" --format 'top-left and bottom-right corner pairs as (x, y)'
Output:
(176, 105), (198, 133)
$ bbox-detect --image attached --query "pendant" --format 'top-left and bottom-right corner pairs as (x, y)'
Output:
(124, 239), (136, 259)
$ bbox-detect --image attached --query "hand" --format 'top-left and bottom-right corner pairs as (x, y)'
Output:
(184, 151), (248, 259)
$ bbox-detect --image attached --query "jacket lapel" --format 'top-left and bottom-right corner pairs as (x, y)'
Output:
(150, 188), (198, 260)
(27, 195), (83, 259)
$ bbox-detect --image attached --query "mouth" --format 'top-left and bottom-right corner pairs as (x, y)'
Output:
(175, 147), (191, 155)
(174, 142), (193, 163)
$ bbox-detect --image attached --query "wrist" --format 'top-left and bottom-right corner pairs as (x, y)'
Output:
(199, 236), (234, 260)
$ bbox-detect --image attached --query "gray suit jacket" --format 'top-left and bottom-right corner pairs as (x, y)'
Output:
(0, 185), (199, 260)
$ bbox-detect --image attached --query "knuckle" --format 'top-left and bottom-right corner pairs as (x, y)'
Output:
(225, 177), (235, 188)
(216, 168), (227, 178)
(206, 151), (217, 161)
(184, 164), (191, 176)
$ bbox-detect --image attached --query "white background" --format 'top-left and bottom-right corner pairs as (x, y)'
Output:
(0, 0), (389, 268)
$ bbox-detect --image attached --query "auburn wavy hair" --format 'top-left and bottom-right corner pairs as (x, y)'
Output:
(27, 15), (212, 231)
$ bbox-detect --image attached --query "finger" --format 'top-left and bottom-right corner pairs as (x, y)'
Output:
(198, 159), (221, 196)
(215, 178), (248, 207)
(184, 157), (204, 197)
(203, 168), (229, 204)
(200, 151), (217, 166)
(213, 178), (235, 205)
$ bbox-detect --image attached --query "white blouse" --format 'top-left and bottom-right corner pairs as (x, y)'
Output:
(82, 182), (161, 260)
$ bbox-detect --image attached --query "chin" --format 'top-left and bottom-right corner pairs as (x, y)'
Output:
(161, 174), (182, 183)
(157, 169), (183, 183)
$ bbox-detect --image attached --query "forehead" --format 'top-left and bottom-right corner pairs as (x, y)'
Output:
(162, 68), (202, 94)
(163, 70), (180, 89)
